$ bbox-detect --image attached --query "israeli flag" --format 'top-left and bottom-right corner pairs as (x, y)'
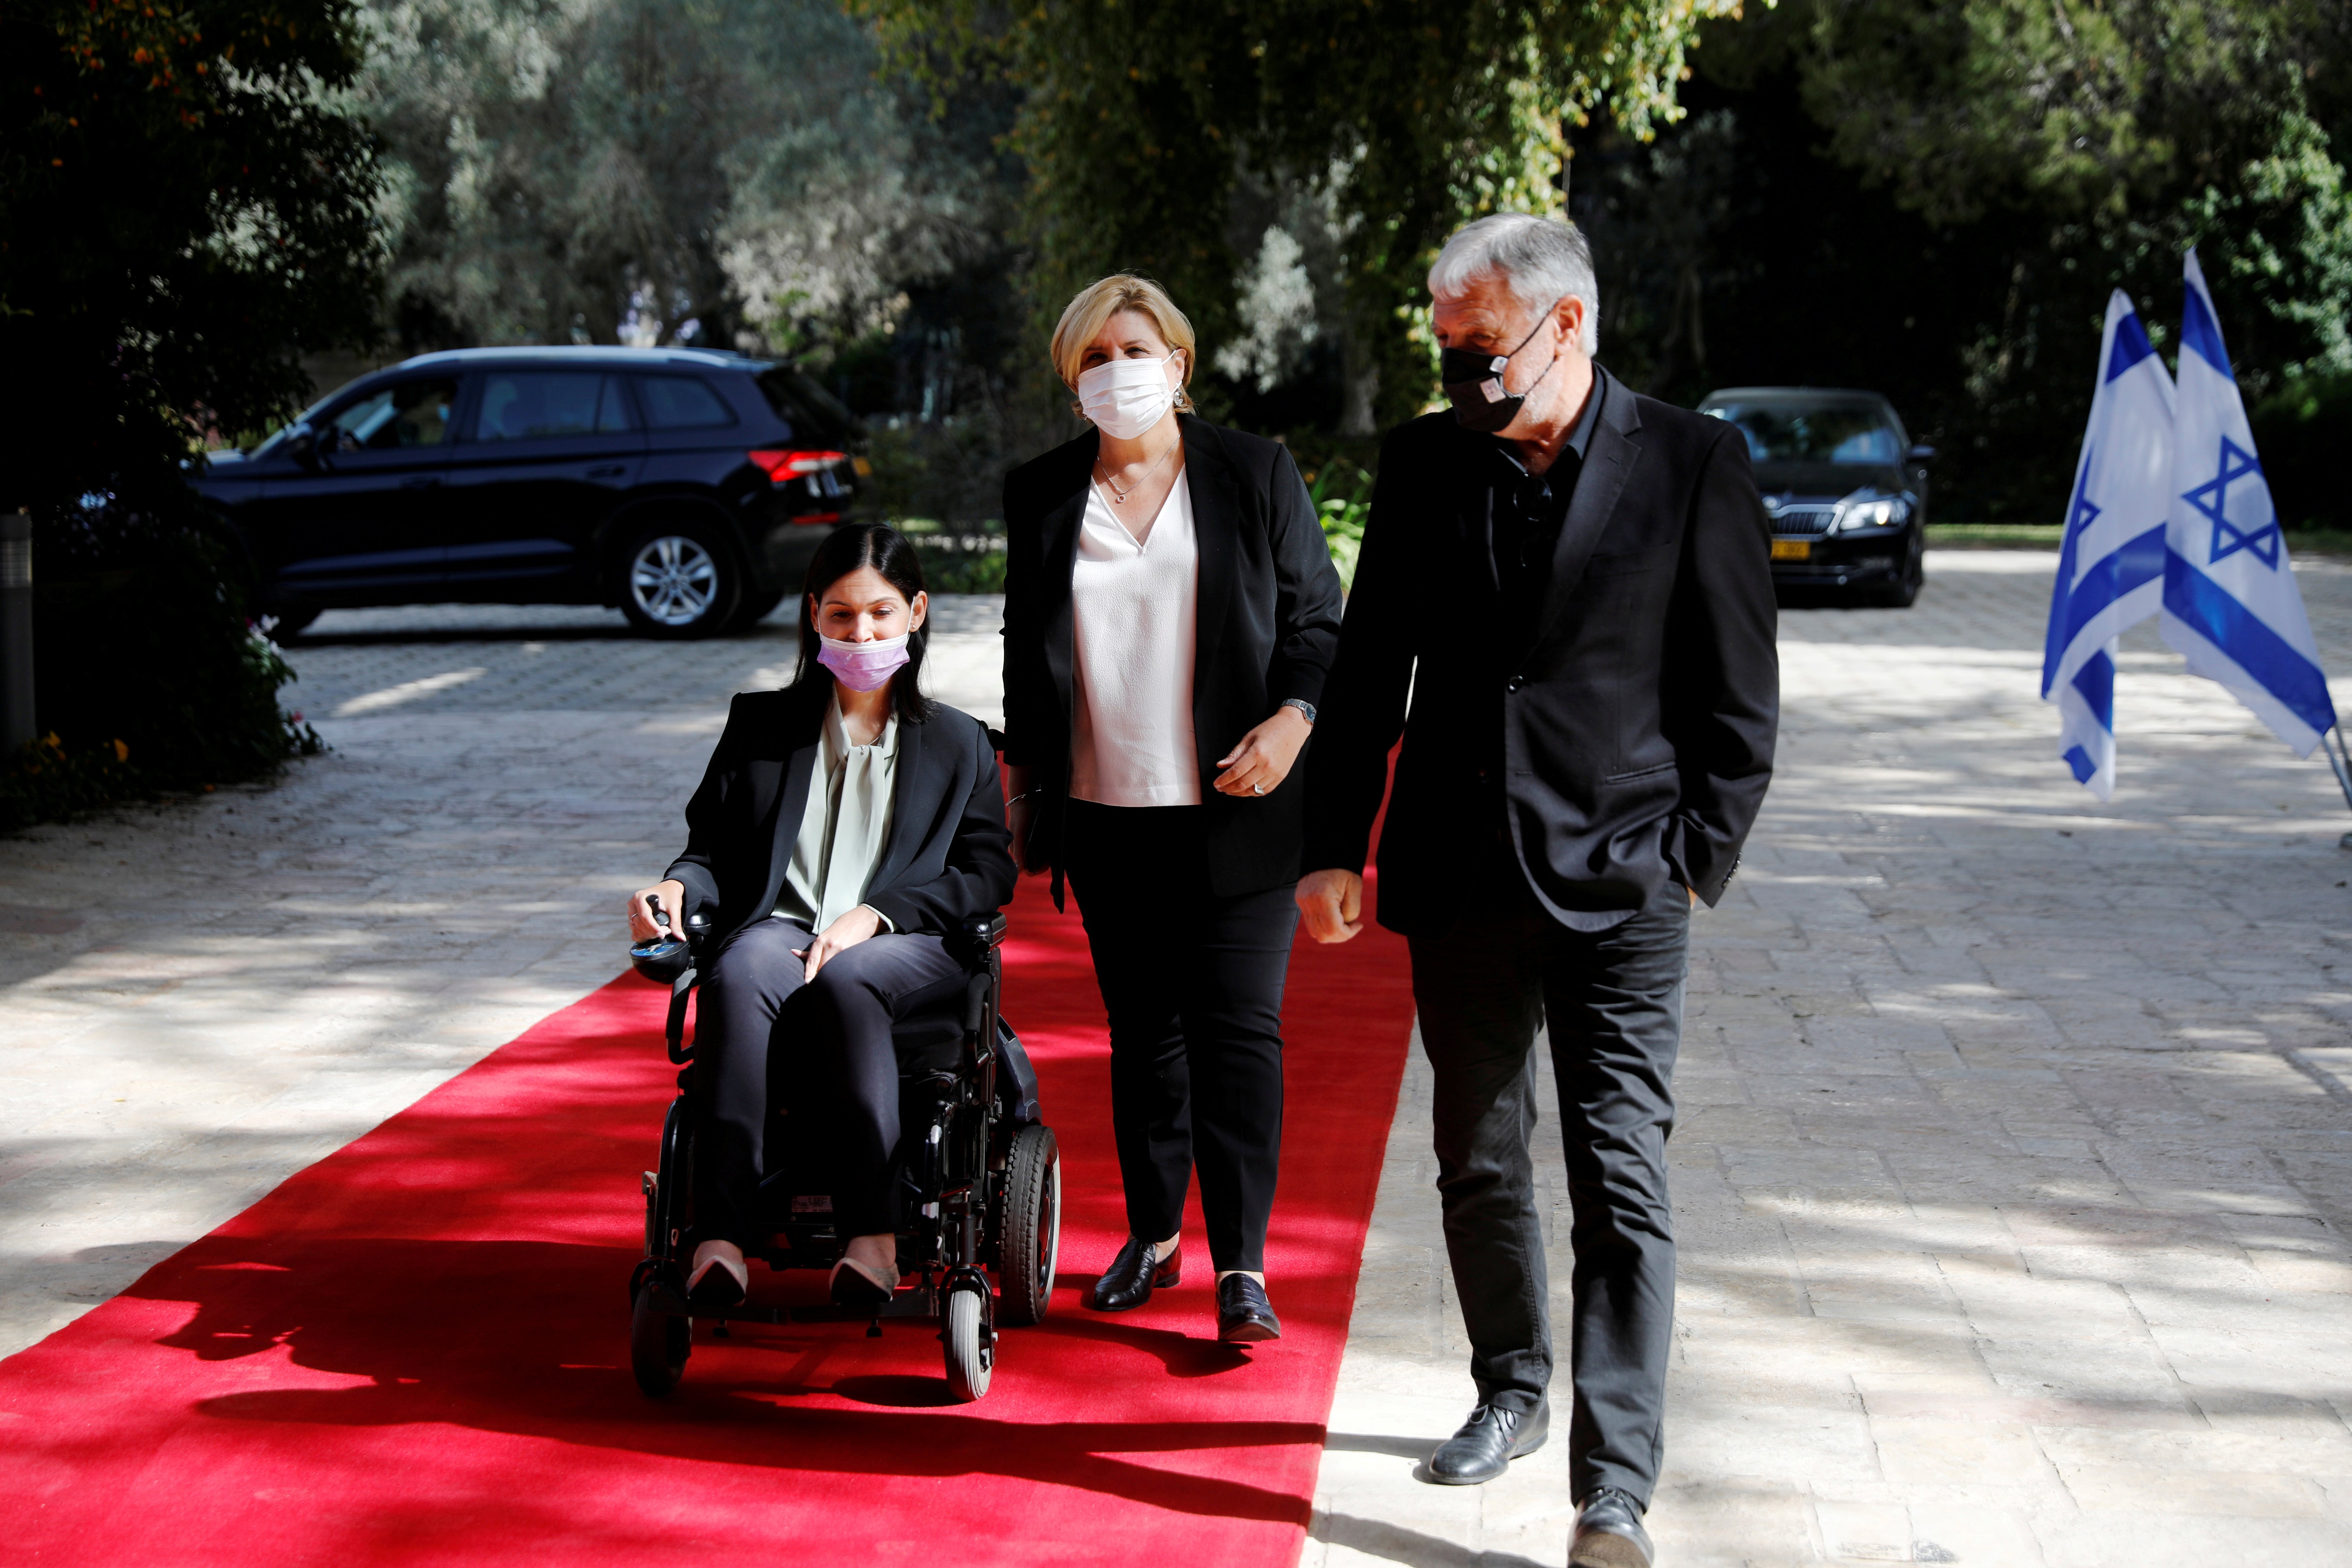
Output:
(2043, 291), (2175, 798)
(2161, 249), (2337, 756)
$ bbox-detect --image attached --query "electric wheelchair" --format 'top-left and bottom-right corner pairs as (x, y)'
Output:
(625, 906), (1060, 1403)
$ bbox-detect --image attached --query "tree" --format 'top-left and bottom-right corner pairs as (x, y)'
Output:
(1789, 0), (2352, 383)
(365, 0), (1000, 355)
(2, 0), (384, 510)
(0, 0), (368, 812)
(863, 0), (1747, 429)
(1568, 0), (2352, 518)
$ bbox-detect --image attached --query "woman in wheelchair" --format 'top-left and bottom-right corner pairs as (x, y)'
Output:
(629, 523), (1017, 1314)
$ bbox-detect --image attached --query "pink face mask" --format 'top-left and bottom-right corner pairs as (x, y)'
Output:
(817, 631), (910, 692)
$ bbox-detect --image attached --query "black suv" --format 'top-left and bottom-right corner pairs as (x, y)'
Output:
(1696, 387), (1934, 607)
(192, 346), (870, 638)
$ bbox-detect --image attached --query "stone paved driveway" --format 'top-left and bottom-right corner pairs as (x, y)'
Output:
(4, 558), (2351, 1567)
(1311, 555), (2352, 1567)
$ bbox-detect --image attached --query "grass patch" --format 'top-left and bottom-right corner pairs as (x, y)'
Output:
(1925, 523), (2062, 547)
(893, 518), (1009, 594)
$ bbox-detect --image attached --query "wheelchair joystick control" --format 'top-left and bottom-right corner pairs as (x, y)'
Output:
(630, 893), (694, 983)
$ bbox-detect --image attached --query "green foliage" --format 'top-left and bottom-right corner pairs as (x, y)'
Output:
(5, 500), (322, 831)
(0, 0), (368, 826)
(2252, 369), (2352, 529)
(1783, 0), (2352, 391)
(860, 0), (1746, 429)
(1574, 0), (2352, 519)
(0, 734), (145, 836)
(1305, 462), (1373, 590)
(2, 0), (385, 513)
(864, 397), (1079, 531)
(365, 0), (1003, 354)
(909, 533), (1011, 594)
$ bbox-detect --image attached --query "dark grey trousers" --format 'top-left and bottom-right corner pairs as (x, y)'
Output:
(694, 918), (967, 1244)
(1408, 865), (1689, 1508)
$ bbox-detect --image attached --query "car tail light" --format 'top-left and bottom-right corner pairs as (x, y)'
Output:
(790, 511), (843, 527)
(749, 449), (849, 482)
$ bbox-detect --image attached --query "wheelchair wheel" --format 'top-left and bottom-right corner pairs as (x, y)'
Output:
(630, 1279), (690, 1397)
(943, 1284), (993, 1402)
(997, 1124), (1061, 1326)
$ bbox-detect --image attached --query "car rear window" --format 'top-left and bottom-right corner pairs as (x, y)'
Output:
(636, 376), (738, 430)
(756, 366), (863, 440)
(475, 372), (634, 440)
(1707, 401), (1902, 464)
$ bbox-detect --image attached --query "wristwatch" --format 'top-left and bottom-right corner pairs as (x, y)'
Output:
(1280, 698), (1318, 724)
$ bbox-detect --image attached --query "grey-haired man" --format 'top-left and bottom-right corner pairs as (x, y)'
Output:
(1298, 214), (1779, 1567)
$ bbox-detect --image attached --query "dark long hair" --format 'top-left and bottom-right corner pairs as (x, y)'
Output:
(795, 522), (935, 723)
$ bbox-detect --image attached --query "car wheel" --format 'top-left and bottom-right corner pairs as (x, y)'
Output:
(618, 523), (742, 639)
(1870, 530), (1924, 609)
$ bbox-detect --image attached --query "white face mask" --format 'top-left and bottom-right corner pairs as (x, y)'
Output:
(1076, 352), (1181, 439)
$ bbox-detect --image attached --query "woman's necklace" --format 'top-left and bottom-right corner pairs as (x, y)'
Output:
(1094, 434), (1179, 506)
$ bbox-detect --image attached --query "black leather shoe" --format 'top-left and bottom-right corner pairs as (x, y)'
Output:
(1087, 1235), (1180, 1311)
(1216, 1275), (1282, 1342)
(1423, 1398), (1548, 1485)
(1569, 1488), (1653, 1568)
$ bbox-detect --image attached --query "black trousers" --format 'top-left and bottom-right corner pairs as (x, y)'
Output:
(1063, 801), (1298, 1274)
(1408, 856), (1689, 1509)
(693, 917), (967, 1245)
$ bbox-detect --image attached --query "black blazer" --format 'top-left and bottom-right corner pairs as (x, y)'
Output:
(1305, 368), (1779, 935)
(665, 685), (1016, 943)
(1001, 414), (1346, 901)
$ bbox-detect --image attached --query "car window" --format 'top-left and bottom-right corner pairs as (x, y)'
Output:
(474, 371), (634, 441)
(1707, 402), (1902, 464)
(636, 376), (737, 430)
(328, 379), (458, 451)
(756, 366), (862, 439)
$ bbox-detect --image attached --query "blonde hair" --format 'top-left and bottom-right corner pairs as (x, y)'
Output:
(1049, 274), (1197, 412)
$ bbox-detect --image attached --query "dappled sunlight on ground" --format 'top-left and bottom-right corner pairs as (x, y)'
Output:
(1310, 552), (2352, 1568)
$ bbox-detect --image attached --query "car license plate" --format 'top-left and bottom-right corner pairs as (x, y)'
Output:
(1771, 539), (1811, 561)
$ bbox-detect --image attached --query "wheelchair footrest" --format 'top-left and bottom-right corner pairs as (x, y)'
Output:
(794, 1284), (940, 1324)
(644, 1279), (946, 1325)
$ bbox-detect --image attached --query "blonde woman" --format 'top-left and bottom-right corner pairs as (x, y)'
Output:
(998, 275), (1344, 1343)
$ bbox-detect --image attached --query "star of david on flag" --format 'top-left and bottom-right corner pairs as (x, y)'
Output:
(2160, 248), (2337, 757)
(2182, 435), (2281, 569)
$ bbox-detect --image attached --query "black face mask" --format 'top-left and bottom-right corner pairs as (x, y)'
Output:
(1439, 298), (1563, 433)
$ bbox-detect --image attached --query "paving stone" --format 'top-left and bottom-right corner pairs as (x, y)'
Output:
(1313, 555), (2352, 1565)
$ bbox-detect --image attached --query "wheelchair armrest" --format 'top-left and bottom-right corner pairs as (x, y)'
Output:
(961, 912), (1008, 952)
(665, 967), (697, 1064)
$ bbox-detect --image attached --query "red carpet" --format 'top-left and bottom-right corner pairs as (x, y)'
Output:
(0, 872), (1415, 1566)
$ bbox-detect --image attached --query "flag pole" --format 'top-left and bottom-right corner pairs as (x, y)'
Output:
(2325, 726), (2352, 848)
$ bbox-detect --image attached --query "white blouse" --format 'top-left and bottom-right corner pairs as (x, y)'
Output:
(1070, 472), (1201, 807)
(774, 690), (898, 931)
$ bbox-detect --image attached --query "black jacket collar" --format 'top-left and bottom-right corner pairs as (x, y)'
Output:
(1527, 366), (1644, 663)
